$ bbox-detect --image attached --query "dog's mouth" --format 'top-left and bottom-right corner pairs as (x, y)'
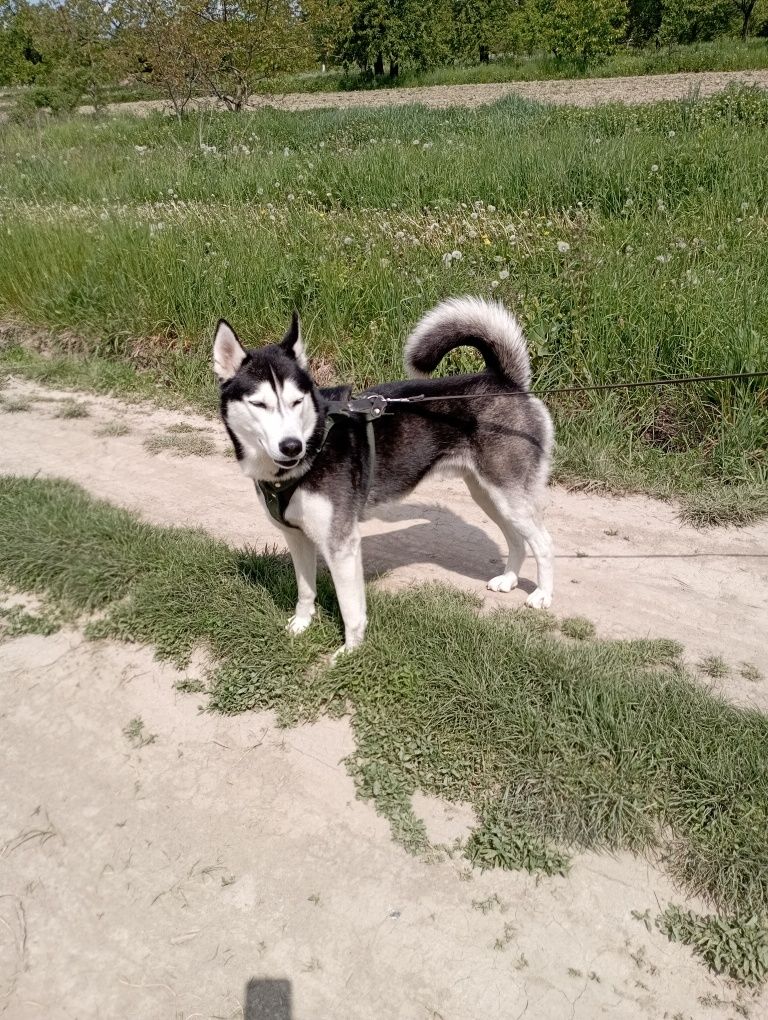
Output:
(274, 456), (302, 469)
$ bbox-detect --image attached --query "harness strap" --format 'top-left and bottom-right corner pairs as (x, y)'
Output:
(256, 395), (384, 529)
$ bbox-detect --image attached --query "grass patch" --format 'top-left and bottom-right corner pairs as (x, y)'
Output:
(698, 655), (729, 679)
(740, 663), (763, 683)
(122, 715), (157, 748)
(143, 432), (216, 457)
(95, 420), (131, 437)
(658, 905), (768, 987)
(0, 87), (766, 520)
(1, 474), (768, 944)
(559, 616), (596, 641)
(54, 398), (89, 419)
(0, 393), (33, 413)
(0, 603), (61, 639)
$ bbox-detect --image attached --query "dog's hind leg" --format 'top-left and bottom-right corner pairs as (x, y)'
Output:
(464, 474), (525, 593)
(282, 527), (318, 635)
(466, 475), (554, 609)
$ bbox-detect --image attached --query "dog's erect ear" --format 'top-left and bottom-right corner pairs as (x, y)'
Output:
(213, 319), (247, 382)
(280, 310), (307, 369)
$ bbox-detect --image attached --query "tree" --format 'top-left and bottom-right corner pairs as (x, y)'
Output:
(730, 0), (760, 37)
(0, 0), (43, 85)
(122, 0), (201, 117)
(528, 0), (628, 64)
(659, 0), (733, 43)
(188, 0), (311, 110)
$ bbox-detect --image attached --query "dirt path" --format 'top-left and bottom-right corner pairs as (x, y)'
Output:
(2, 378), (767, 1019)
(90, 67), (768, 117)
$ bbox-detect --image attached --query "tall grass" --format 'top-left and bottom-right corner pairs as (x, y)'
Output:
(283, 38), (768, 93)
(0, 87), (766, 518)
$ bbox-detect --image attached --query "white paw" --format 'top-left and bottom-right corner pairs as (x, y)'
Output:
(286, 613), (314, 635)
(486, 573), (518, 593)
(525, 589), (552, 610)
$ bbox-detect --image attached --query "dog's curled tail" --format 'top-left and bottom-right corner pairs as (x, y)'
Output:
(404, 296), (531, 391)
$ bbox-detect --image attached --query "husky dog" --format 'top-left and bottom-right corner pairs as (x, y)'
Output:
(214, 297), (554, 655)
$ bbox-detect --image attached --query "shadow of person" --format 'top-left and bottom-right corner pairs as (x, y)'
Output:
(244, 977), (292, 1020)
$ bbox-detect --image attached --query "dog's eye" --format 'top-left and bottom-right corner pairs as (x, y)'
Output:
(248, 400), (267, 410)
(290, 398), (303, 409)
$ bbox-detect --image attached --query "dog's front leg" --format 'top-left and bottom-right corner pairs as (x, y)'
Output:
(282, 526), (318, 635)
(326, 532), (367, 657)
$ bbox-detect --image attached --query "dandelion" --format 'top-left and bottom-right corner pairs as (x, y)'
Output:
(674, 238), (687, 250)
(134, 145), (148, 155)
(441, 252), (453, 266)
(557, 241), (571, 254)
(482, 237), (491, 246)
(343, 236), (353, 246)
(287, 193), (295, 202)
(655, 254), (671, 264)
(283, 147), (290, 156)
(650, 164), (659, 173)
(490, 280), (499, 289)
(668, 130), (676, 138)
(499, 268), (509, 280)
(451, 250), (463, 261)
(487, 204), (496, 213)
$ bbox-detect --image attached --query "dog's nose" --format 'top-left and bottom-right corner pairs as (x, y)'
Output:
(279, 437), (303, 458)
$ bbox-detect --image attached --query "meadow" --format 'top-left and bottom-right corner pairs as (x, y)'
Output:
(290, 37), (768, 92)
(0, 85), (767, 523)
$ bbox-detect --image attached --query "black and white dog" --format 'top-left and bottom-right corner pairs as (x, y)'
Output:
(214, 297), (554, 655)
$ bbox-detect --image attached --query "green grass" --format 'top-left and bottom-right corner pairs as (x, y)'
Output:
(0, 602), (61, 638)
(658, 905), (768, 987)
(0, 86), (767, 521)
(281, 39), (768, 94)
(2, 474), (768, 951)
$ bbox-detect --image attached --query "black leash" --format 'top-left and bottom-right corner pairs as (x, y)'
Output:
(381, 370), (768, 406)
(256, 371), (766, 528)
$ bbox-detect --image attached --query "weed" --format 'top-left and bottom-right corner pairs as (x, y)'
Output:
(472, 894), (507, 914)
(0, 604), (60, 638)
(560, 617), (596, 641)
(493, 922), (516, 951)
(308, 893), (321, 905)
(95, 421), (131, 437)
(0, 394), (32, 413)
(740, 663), (763, 683)
(658, 905), (768, 987)
(55, 399), (89, 419)
(174, 677), (206, 694)
(122, 716), (157, 748)
(513, 953), (529, 970)
(465, 815), (569, 876)
(144, 433), (216, 457)
(631, 908), (653, 932)
(698, 655), (729, 679)
(567, 967), (582, 977)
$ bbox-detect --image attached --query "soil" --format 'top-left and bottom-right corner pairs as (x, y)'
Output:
(87, 68), (768, 118)
(1, 378), (767, 1020)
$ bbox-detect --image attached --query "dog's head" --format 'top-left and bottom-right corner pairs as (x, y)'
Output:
(213, 313), (318, 472)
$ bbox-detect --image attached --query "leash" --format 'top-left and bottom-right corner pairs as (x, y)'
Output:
(256, 371), (766, 527)
(380, 370), (768, 406)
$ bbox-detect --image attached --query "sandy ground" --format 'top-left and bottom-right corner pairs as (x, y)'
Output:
(2, 378), (767, 1019)
(85, 68), (768, 118)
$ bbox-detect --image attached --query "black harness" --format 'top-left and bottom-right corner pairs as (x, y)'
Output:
(256, 394), (387, 529)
